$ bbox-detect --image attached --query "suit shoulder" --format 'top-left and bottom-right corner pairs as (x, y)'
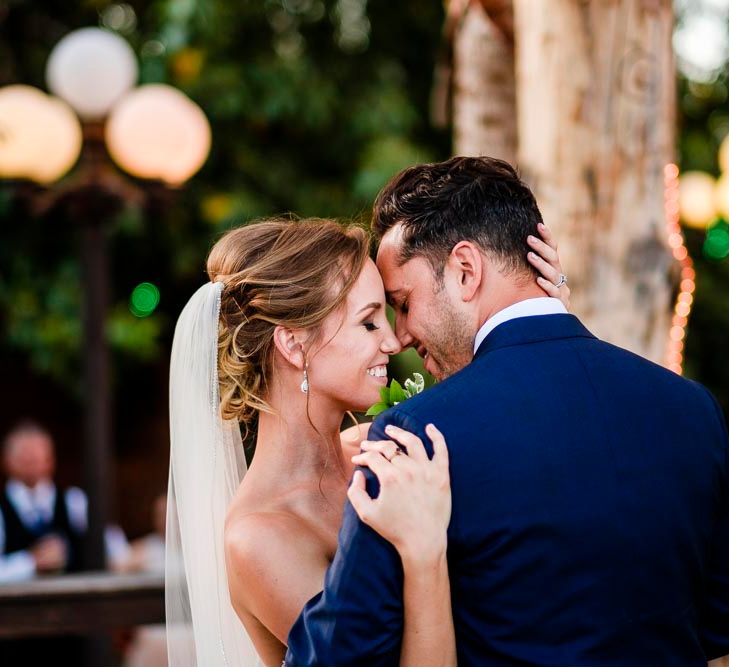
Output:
(593, 338), (714, 393)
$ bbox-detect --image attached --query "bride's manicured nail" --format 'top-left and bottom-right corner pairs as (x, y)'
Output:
(527, 235), (536, 243)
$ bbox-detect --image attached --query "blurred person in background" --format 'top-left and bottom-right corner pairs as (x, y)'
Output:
(0, 420), (131, 583)
(114, 493), (165, 576)
(0, 421), (94, 663)
(0, 420), (86, 582)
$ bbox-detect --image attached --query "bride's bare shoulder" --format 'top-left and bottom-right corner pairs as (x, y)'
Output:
(225, 509), (319, 567)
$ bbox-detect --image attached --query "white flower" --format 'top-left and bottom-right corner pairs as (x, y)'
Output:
(403, 372), (425, 398)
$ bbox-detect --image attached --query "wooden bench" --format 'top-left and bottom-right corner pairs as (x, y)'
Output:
(0, 572), (164, 638)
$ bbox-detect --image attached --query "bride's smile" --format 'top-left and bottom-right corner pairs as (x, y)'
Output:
(366, 365), (388, 383)
(304, 258), (399, 412)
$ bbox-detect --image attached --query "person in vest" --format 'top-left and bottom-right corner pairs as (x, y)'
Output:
(0, 420), (86, 582)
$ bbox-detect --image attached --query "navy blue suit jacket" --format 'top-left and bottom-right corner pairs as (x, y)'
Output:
(285, 314), (729, 666)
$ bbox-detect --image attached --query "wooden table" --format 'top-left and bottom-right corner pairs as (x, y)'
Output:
(0, 572), (164, 638)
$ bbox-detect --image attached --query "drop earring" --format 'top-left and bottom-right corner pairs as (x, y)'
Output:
(300, 363), (309, 394)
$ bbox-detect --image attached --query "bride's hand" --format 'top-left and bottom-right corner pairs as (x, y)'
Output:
(348, 423), (451, 563)
(527, 222), (571, 310)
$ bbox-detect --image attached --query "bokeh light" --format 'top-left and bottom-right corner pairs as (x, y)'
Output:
(704, 221), (729, 260)
(129, 282), (160, 317)
(663, 163), (696, 375)
(720, 130), (729, 174)
(716, 173), (729, 219)
(679, 170), (717, 229)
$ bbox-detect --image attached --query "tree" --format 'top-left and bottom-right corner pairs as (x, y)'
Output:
(450, 0), (677, 364)
(451, 0), (516, 163)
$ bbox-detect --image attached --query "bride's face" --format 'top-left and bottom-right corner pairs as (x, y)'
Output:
(307, 258), (400, 412)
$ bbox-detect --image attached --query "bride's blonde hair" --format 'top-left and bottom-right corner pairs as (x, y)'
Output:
(207, 218), (369, 428)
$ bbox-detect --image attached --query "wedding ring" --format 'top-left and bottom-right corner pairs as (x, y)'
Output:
(387, 448), (402, 461)
(554, 274), (568, 288)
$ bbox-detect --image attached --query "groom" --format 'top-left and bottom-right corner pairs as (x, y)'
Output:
(285, 156), (729, 665)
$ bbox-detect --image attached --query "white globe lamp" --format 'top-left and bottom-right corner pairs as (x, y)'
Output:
(46, 27), (138, 120)
(105, 84), (211, 185)
(0, 84), (82, 183)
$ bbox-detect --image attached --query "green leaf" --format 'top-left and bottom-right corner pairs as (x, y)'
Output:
(365, 402), (389, 417)
(379, 386), (391, 404)
(389, 379), (407, 404)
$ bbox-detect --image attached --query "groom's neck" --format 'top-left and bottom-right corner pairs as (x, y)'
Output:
(475, 279), (547, 331)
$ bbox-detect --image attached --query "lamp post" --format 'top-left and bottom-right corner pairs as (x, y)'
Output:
(45, 28), (140, 573)
(1, 27), (211, 574)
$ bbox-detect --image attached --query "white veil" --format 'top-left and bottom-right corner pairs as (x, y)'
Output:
(166, 281), (262, 666)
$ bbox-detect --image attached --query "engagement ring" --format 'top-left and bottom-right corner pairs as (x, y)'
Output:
(555, 274), (568, 288)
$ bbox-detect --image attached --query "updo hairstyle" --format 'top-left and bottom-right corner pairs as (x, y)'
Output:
(207, 218), (370, 427)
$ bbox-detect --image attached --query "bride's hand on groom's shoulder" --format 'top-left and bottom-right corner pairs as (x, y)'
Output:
(348, 423), (451, 564)
(527, 222), (571, 310)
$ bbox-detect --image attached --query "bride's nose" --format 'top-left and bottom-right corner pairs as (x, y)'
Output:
(381, 325), (401, 355)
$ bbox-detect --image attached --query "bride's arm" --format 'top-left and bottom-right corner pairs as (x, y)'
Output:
(350, 423), (456, 667)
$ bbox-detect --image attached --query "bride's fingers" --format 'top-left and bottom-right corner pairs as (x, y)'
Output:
(537, 276), (562, 298)
(527, 235), (559, 264)
(537, 222), (558, 250)
(351, 451), (397, 482)
(383, 425), (428, 462)
(347, 470), (374, 522)
(528, 251), (560, 284)
(425, 424), (449, 470)
(360, 440), (402, 461)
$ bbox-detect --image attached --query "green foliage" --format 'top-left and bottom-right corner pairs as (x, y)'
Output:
(0, 0), (447, 397)
(0, 260), (83, 386)
(366, 373), (426, 417)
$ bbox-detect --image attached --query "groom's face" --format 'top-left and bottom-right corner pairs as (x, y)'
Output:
(376, 228), (474, 380)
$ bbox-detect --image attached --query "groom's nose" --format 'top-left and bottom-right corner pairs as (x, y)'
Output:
(394, 315), (415, 349)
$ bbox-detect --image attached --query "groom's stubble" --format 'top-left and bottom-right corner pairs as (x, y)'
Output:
(423, 281), (474, 380)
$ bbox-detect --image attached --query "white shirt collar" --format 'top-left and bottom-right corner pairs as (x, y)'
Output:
(6, 479), (56, 525)
(473, 297), (568, 353)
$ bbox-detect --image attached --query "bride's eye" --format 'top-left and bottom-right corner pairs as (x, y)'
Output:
(363, 321), (380, 332)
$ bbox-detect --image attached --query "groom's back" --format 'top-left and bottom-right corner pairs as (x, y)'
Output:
(402, 314), (728, 666)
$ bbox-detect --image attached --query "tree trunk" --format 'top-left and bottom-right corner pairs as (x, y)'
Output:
(452, 0), (517, 163)
(512, 0), (676, 363)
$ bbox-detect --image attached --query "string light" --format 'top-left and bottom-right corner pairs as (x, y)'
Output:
(664, 163), (696, 375)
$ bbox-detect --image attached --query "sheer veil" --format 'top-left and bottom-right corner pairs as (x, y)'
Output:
(166, 281), (262, 666)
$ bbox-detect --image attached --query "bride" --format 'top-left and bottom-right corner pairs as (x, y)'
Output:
(166, 217), (567, 666)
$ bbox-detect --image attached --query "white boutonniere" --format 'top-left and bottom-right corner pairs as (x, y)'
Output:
(366, 372), (426, 417)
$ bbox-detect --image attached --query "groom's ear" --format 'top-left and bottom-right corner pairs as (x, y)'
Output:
(272, 326), (307, 370)
(448, 241), (483, 302)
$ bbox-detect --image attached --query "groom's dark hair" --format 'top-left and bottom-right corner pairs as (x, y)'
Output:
(371, 156), (543, 278)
